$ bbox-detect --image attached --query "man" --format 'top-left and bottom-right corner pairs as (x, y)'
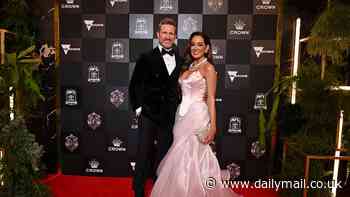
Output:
(129, 18), (184, 197)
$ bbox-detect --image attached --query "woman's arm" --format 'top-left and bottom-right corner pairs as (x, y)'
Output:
(201, 63), (217, 144)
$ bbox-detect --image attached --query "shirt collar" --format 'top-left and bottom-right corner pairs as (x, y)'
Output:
(158, 44), (173, 53)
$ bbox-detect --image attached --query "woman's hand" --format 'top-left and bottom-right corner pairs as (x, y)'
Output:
(202, 126), (216, 144)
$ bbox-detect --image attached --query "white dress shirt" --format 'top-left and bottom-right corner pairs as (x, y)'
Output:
(158, 45), (176, 75)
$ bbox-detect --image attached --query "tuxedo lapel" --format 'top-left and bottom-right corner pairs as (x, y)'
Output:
(153, 48), (170, 78)
(170, 52), (181, 80)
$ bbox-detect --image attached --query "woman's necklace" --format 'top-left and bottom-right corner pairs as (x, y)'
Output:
(189, 58), (207, 71)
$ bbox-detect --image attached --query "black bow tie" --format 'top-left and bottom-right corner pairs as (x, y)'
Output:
(161, 48), (175, 56)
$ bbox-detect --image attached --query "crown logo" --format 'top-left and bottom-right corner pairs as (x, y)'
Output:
(89, 159), (99, 169)
(112, 137), (123, 147)
(261, 0), (271, 5)
(234, 19), (246, 30)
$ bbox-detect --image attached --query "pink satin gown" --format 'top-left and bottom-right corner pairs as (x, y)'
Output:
(150, 70), (241, 197)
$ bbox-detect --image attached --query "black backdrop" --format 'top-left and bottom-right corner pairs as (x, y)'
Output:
(60, 0), (277, 180)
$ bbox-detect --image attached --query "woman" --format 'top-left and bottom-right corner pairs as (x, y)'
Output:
(150, 32), (241, 197)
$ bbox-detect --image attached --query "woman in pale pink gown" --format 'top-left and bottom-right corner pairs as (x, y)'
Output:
(150, 32), (241, 197)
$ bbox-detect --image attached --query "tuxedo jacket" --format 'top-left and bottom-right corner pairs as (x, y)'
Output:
(129, 47), (184, 125)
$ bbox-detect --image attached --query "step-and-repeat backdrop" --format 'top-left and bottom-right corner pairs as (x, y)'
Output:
(60, 0), (277, 179)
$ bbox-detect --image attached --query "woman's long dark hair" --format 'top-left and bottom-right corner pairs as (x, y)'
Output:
(183, 31), (214, 66)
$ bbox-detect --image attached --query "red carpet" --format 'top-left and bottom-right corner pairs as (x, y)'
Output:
(42, 171), (279, 197)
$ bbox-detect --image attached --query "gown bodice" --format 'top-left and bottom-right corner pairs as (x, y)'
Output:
(178, 70), (207, 116)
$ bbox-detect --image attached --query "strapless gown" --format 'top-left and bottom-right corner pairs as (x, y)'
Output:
(150, 70), (241, 197)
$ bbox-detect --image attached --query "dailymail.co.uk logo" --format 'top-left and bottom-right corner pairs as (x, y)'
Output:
(61, 44), (80, 55)
(253, 46), (274, 58)
(84, 20), (104, 31)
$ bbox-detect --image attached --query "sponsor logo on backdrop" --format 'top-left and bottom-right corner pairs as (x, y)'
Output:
(108, 137), (127, 152)
(254, 93), (267, 110)
(87, 112), (102, 130)
(65, 89), (78, 106)
(62, 0), (80, 9)
(109, 0), (127, 7)
(227, 71), (248, 83)
(135, 17), (148, 35)
(227, 15), (252, 40)
(253, 46), (274, 58)
(254, 0), (276, 14)
(226, 162), (240, 179)
(251, 40), (275, 64)
(228, 116), (242, 134)
(212, 44), (224, 61)
(155, 0), (177, 14)
(160, 0), (175, 11)
(183, 16), (199, 34)
(210, 40), (225, 64)
(61, 44), (80, 55)
(107, 39), (129, 62)
(111, 41), (125, 60)
(84, 20), (104, 31)
(251, 141), (266, 158)
(208, 0), (224, 11)
(225, 65), (250, 89)
(110, 89), (125, 108)
(86, 159), (103, 173)
(178, 15), (202, 39)
(231, 19), (248, 35)
(65, 134), (79, 152)
(256, 0), (276, 10)
(130, 161), (136, 171)
(88, 65), (101, 83)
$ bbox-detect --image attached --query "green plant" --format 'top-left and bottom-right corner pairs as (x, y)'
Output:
(0, 111), (51, 197)
(306, 2), (350, 79)
(258, 75), (297, 146)
(277, 59), (350, 197)
(0, 45), (44, 115)
(0, 0), (38, 51)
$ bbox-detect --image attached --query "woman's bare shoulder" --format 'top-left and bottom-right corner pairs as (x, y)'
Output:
(201, 62), (216, 76)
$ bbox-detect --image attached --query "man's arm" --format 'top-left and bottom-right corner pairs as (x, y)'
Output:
(129, 54), (146, 113)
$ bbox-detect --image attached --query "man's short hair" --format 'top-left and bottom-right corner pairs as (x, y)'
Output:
(158, 17), (177, 31)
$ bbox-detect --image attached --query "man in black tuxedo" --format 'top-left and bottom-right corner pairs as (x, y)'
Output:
(129, 18), (184, 197)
